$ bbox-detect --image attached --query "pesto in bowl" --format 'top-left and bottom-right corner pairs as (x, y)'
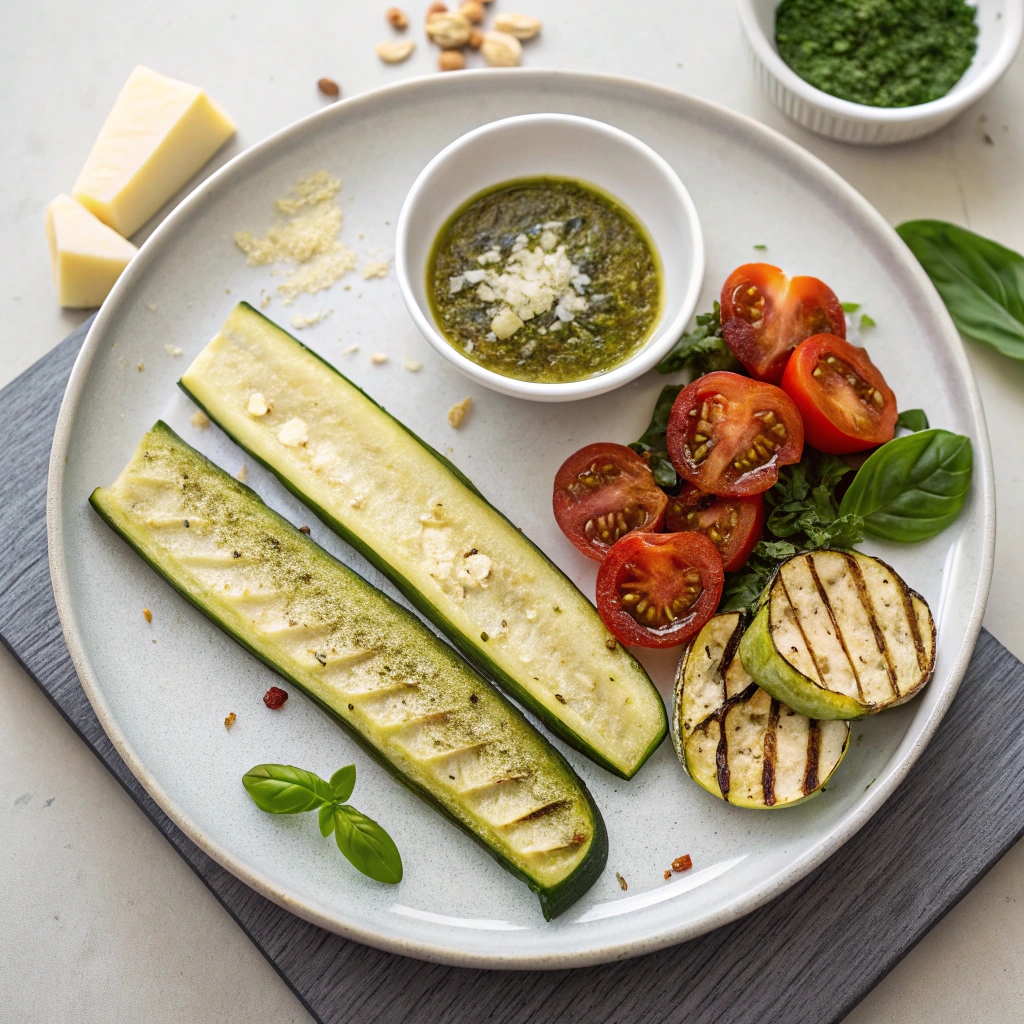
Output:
(427, 178), (662, 384)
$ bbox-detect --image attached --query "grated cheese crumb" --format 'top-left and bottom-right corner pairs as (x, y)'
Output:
(290, 309), (332, 329)
(165, 345), (182, 357)
(278, 418), (309, 447)
(247, 393), (271, 417)
(448, 397), (472, 428)
(190, 411), (211, 430)
(343, 344), (359, 356)
(235, 464), (248, 483)
(361, 259), (390, 280)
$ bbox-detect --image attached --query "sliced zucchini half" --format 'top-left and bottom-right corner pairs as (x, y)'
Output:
(739, 550), (936, 721)
(90, 422), (607, 920)
(673, 612), (849, 808)
(178, 303), (667, 779)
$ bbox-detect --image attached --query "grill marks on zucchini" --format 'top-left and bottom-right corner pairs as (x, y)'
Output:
(672, 613), (849, 809)
(740, 550), (936, 721)
(90, 423), (607, 918)
(178, 303), (667, 778)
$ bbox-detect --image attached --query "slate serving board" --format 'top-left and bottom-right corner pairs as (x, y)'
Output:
(4, 320), (1024, 1024)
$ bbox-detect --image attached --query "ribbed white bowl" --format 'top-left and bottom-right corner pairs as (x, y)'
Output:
(737, 0), (1023, 145)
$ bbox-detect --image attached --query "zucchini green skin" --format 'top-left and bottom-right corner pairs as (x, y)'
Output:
(90, 421), (607, 920)
(739, 605), (864, 721)
(178, 302), (667, 779)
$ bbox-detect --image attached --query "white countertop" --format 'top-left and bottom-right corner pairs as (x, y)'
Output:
(2, 2), (1023, 1019)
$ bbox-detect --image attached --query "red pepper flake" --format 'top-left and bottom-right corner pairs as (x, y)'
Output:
(571, 832), (586, 846)
(299, 525), (311, 535)
(263, 686), (289, 710)
(672, 854), (693, 874)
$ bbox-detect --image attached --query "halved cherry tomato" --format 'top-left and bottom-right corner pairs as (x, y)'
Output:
(596, 532), (724, 649)
(665, 371), (804, 497)
(720, 264), (846, 382)
(665, 485), (766, 572)
(781, 334), (897, 454)
(553, 443), (668, 561)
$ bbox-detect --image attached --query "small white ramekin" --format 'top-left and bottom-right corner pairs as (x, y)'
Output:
(395, 114), (704, 402)
(737, 0), (1023, 145)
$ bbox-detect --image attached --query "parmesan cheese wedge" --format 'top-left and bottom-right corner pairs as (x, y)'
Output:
(45, 195), (138, 308)
(72, 66), (236, 237)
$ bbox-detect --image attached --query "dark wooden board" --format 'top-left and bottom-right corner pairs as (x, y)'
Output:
(4, 320), (1024, 1024)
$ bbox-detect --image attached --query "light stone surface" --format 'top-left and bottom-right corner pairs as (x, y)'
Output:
(1, 1), (1021, 1019)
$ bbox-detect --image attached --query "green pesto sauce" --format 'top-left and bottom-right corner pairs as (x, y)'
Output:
(776, 0), (978, 108)
(427, 178), (661, 384)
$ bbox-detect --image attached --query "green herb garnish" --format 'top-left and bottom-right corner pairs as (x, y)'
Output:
(629, 384), (684, 489)
(860, 314), (877, 329)
(720, 450), (863, 611)
(776, 0), (978, 109)
(655, 302), (741, 377)
(841, 302), (861, 313)
(753, 244), (768, 251)
(243, 763), (402, 884)
(896, 220), (1024, 360)
(838, 429), (973, 543)
(896, 408), (930, 433)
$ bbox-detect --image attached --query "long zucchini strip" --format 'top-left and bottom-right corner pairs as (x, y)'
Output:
(179, 303), (667, 778)
(91, 422), (607, 919)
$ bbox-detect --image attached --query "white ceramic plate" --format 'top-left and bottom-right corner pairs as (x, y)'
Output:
(48, 70), (994, 969)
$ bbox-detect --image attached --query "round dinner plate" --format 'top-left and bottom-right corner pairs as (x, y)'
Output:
(48, 70), (994, 969)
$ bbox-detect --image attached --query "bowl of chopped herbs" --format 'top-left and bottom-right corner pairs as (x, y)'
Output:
(737, 0), (1023, 144)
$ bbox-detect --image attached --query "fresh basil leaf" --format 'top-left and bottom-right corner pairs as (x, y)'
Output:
(243, 764), (335, 814)
(656, 302), (741, 376)
(841, 301), (861, 313)
(318, 803), (336, 837)
(896, 220), (1024, 359)
(896, 408), (930, 432)
(334, 805), (403, 884)
(839, 429), (973, 542)
(629, 384), (683, 490)
(859, 314), (876, 329)
(330, 764), (356, 804)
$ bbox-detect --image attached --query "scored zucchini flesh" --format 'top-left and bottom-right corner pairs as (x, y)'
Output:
(90, 422), (608, 920)
(179, 302), (667, 779)
(673, 613), (849, 809)
(739, 550), (936, 721)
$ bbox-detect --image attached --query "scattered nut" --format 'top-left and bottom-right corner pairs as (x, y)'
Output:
(371, 352), (390, 364)
(376, 39), (416, 63)
(439, 49), (466, 71)
(317, 77), (340, 98)
(427, 11), (471, 48)
(467, 28), (483, 48)
(494, 12), (542, 39)
(448, 396), (473, 428)
(143, 608), (152, 623)
(403, 359), (423, 372)
(481, 30), (521, 66)
(343, 344), (360, 356)
(663, 869), (672, 881)
(426, 1), (448, 14)
(190, 410), (211, 430)
(385, 6), (408, 29)
(224, 712), (236, 729)
(459, 0), (485, 23)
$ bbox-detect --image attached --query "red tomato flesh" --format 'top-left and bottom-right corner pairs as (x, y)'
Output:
(666, 371), (804, 497)
(720, 263), (845, 383)
(781, 334), (897, 454)
(596, 532), (724, 649)
(665, 485), (766, 572)
(552, 442), (668, 561)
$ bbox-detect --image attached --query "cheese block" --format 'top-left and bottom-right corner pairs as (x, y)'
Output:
(45, 195), (138, 308)
(72, 66), (236, 237)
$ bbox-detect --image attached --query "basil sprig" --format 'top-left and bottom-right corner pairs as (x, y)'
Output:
(629, 384), (683, 489)
(243, 763), (402, 884)
(838, 429), (973, 543)
(896, 220), (1024, 360)
(655, 302), (741, 377)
